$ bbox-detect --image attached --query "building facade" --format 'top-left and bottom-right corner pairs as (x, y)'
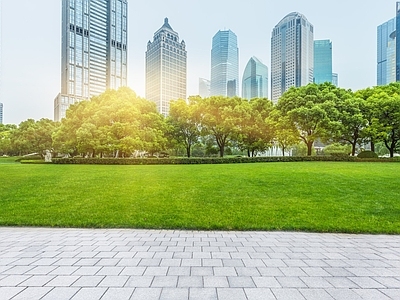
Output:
(0, 103), (3, 124)
(145, 18), (187, 116)
(314, 40), (333, 84)
(54, 0), (128, 121)
(242, 56), (268, 100)
(199, 78), (210, 98)
(271, 12), (314, 103)
(332, 73), (339, 86)
(210, 30), (239, 97)
(377, 17), (396, 85)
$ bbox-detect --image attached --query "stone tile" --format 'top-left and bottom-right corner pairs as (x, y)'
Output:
(72, 275), (104, 287)
(178, 276), (203, 288)
(0, 287), (25, 300)
(203, 276), (229, 287)
(0, 275), (31, 286)
(124, 275), (154, 287)
(45, 275), (80, 287)
(18, 275), (54, 287)
(189, 288), (217, 299)
(217, 288), (247, 300)
(98, 275), (129, 287)
(160, 288), (189, 300)
(353, 289), (391, 300)
(299, 288), (335, 300)
(130, 287), (162, 300)
(191, 266), (213, 276)
(228, 276), (255, 288)
(252, 276), (281, 288)
(41, 287), (80, 300)
(70, 287), (107, 300)
(272, 288), (306, 300)
(244, 288), (277, 300)
(12, 287), (52, 300)
(151, 275), (178, 287)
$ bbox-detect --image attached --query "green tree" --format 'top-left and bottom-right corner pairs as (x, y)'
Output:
(167, 97), (201, 157)
(0, 124), (17, 155)
(276, 83), (341, 156)
(195, 96), (241, 157)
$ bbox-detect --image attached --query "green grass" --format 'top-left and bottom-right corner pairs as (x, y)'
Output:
(0, 162), (399, 233)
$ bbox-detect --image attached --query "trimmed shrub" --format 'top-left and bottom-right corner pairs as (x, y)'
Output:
(52, 156), (363, 165)
(357, 151), (378, 159)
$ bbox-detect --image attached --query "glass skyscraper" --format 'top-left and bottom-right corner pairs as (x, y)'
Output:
(54, 0), (128, 121)
(145, 18), (187, 116)
(314, 40), (333, 84)
(271, 12), (314, 103)
(242, 56), (268, 100)
(199, 78), (210, 98)
(377, 17), (396, 85)
(210, 30), (239, 97)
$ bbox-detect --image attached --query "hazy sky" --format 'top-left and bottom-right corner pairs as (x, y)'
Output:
(0, 0), (397, 124)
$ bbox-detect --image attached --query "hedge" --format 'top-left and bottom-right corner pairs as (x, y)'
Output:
(50, 156), (372, 165)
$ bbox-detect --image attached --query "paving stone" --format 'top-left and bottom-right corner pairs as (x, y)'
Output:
(217, 288), (247, 300)
(18, 275), (54, 287)
(98, 275), (129, 287)
(227, 276), (255, 288)
(41, 287), (80, 300)
(11, 287), (52, 300)
(178, 276), (203, 288)
(160, 288), (189, 300)
(252, 276), (281, 288)
(72, 275), (104, 287)
(0, 275), (31, 286)
(0, 287), (25, 300)
(151, 275), (178, 287)
(299, 288), (335, 299)
(272, 288), (306, 300)
(353, 288), (392, 300)
(189, 287), (218, 299)
(124, 275), (154, 287)
(244, 288), (276, 300)
(45, 275), (80, 287)
(70, 287), (107, 300)
(204, 276), (229, 287)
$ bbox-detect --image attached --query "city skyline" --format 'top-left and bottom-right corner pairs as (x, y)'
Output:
(0, 0), (397, 124)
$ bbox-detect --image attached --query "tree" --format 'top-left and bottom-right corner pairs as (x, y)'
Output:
(333, 95), (368, 156)
(276, 83), (341, 156)
(11, 119), (58, 156)
(168, 98), (201, 157)
(270, 110), (299, 156)
(366, 84), (400, 157)
(195, 96), (241, 157)
(0, 124), (17, 155)
(235, 98), (274, 157)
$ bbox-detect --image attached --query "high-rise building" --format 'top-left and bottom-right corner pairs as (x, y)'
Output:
(377, 17), (396, 85)
(314, 40), (333, 84)
(271, 12), (314, 103)
(210, 30), (239, 97)
(242, 56), (268, 100)
(0, 103), (3, 124)
(54, 0), (128, 121)
(145, 18), (187, 116)
(332, 73), (339, 86)
(199, 78), (210, 98)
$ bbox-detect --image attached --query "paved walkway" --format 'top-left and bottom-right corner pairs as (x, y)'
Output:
(0, 228), (400, 300)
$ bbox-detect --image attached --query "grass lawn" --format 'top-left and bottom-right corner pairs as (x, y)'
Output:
(0, 161), (399, 233)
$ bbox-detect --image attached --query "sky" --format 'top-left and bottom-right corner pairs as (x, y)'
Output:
(0, 0), (397, 124)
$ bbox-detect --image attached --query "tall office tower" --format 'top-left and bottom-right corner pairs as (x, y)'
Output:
(377, 17), (396, 85)
(0, 103), (3, 124)
(54, 0), (128, 121)
(396, 2), (400, 81)
(271, 12), (314, 103)
(314, 40), (333, 84)
(210, 30), (239, 97)
(145, 18), (187, 116)
(242, 56), (268, 100)
(199, 78), (210, 98)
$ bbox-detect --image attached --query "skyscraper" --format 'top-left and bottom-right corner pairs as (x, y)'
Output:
(242, 56), (268, 100)
(314, 40), (333, 84)
(54, 0), (128, 121)
(146, 18), (187, 116)
(0, 103), (3, 124)
(377, 17), (396, 85)
(199, 78), (210, 98)
(332, 73), (339, 86)
(210, 30), (239, 97)
(271, 12), (314, 103)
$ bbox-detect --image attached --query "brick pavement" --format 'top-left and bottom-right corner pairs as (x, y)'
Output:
(0, 228), (400, 299)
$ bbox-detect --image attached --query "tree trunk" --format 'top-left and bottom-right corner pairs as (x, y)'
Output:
(247, 149), (251, 158)
(351, 142), (356, 156)
(282, 145), (286, 157)
(307, 141), (313, 156)
(186, 145), (191, 158)
(370, 141), (375, 152)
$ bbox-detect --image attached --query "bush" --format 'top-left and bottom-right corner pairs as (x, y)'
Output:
(323, 143), (351, 156)
(357, 151), (378, 159)
(52, 156), (364, 165)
